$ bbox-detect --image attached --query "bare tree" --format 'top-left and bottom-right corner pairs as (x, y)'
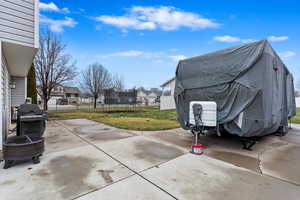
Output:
(112, 73), (125, 91)
(81, 63), (112, 109)
(35, 30), (77, 110)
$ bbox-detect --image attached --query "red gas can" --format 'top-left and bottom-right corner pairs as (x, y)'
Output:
(191, 144), (203, 155)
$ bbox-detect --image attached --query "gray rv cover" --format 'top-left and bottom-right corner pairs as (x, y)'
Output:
(174, 40), (296, 137)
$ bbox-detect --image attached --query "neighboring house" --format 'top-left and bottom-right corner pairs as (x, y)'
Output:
(79, 92), (104, 104)
(64, 86), (80, 103)
(160, 77), (176, 110)
(0, 0), (39, 150)
(137, 87), (161, 104)
(79, 92), (93, 104)
(37, 84), (81, 104)
(295, 90), (300, 97)
(104, 88), (137, 104)
(295, 90), (300, 107)
(137, 88), (148, 103)
(147, 91), (160, 103)
(48, 84), (64, 104)
(296, 97), (300, 107)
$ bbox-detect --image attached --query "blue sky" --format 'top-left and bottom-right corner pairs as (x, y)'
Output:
(39, 0), (300, 89)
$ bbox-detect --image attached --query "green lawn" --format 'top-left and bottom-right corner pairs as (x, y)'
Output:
(291, 108), (300, 124)
(70, 102), (102, 106)
(47, 107), (180, 131)
(48, 106), (299, 131)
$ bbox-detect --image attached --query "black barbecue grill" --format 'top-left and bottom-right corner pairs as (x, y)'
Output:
(2, 104), (47, 169)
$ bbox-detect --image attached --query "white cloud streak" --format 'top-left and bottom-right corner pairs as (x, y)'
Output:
(100, 50), (144, 58)
(279, 51), (296, 58)
(40, 16), (78, 33)
(95, 6), (219, 31)
(267, 36), (289, 42)
(213, 35), (241, 43)
(99, 50), (187, 62)
(214, 35), (289, 43)
(241, 39), (257, 43)
(213, 35), (257, 43)
(100, 50), (167, 58)
(169, 55), (187, 62)
(39, 2), (70, 14)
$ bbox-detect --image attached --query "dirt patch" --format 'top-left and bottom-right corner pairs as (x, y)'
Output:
(154, 133), (193, 149)
(62, 119), (98, 127)
(45, 133), (71, 144)
(268, 141), (288, 148)
(77, 125), (114, 134)
(47, 155), (98, 199)
(33, 169), (51, 177)
(87, 132), (134, 141)
(205, 150), (261, 173)
(97, 170), (114, 184)
(134, 140), (184, 163)
(0, 179), (16, 185)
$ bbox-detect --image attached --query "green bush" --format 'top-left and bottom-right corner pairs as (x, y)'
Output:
(27, 63), (37, 104)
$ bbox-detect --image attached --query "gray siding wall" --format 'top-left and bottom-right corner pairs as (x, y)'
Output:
(11, 76), (26, 106)
(1, 42), (11, 148)
(0, 0), (35, 47)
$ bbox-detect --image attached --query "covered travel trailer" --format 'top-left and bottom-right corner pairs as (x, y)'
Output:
(174, 40), (296, 138)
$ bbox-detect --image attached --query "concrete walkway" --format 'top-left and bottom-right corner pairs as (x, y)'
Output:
(1, 119), (300, 200)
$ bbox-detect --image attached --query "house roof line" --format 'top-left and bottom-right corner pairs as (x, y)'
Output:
(161, 77), (175, 87)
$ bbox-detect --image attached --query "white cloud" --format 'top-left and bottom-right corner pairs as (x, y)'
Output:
(96, 16), (156, 30)
(168, 48), (179, 51)
(39, 2), (59, 11)
(79, 8), (85, 13)
(102, 50), (144, 58)
(213, 35), (256, 43)
(100, 50), (187, 62)
(101, 50), (168, 59)
(61, 8), (70, 14)
(241, 39), (256, 43)
(154, 59), (164, 64)
(39, 2), (70, 14)
(40, 16), (78, 33)
(114, 50), (143, 56)
(169, 55), (187, 62)
(268, 36), (288, 42)
(95, 6), (219, 31)
(279, 51), (296, 58)
(143, 51), (165, 59)
(213, 35), (241, 43)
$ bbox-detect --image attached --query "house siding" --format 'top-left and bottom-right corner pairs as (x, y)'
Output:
(0, 41), (2, 148)
(1, 41), (11, 149)
(160, 96), (176, 110)
(0, 0), (38, 149)
(0, 0), (36, 47)
(160, 79), (176, 110)
(11, 76), (26, 106)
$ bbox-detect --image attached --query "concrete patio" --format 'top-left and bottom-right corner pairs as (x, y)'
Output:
(1, 119), (300, 200)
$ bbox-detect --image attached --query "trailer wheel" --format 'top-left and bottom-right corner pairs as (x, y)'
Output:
(218, 125), (231, 137)
(276, 126), (288, 137)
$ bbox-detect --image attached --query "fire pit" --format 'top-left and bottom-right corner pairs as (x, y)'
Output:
(3, 104), (47, 169)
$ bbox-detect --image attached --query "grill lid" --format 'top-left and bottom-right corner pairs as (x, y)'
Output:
(17, 104), (47, 138)
(18, 104), (43, 116)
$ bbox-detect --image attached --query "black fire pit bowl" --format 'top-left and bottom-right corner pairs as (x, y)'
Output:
(3, 135), (44, 169)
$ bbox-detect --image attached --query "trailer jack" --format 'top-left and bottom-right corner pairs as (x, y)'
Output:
(241, 138), (258, 151)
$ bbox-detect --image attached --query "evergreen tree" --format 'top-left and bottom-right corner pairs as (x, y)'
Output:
(27, 63), (37, 104)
